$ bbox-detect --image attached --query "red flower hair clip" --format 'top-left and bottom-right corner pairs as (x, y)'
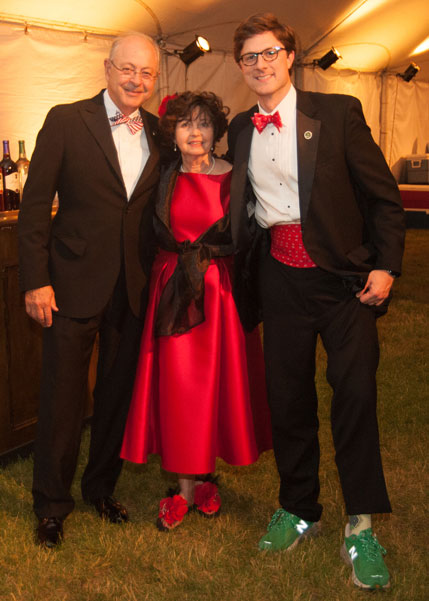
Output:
(158, 93), (178, 117)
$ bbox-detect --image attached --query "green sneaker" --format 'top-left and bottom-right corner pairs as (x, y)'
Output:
(258, 508), (320, 551)
(341, 525), (390, 590)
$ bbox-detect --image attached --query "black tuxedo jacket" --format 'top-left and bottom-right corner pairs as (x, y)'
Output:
(228, 89), (405, 280)
(18, 90), (160, 319)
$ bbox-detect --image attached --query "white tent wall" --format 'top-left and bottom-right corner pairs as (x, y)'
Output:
(295, 67), (382, 149)
(380, 76), (429, 181)
(0, 23), (113, 160)
(295, 69), (429, 181)
(0, 21), (428, 180)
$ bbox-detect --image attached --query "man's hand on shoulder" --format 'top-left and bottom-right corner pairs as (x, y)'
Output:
(25, 285), (59, 327)
(356, 270), (395, 306)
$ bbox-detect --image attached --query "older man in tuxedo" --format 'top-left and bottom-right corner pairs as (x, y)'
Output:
(18, 33), (160, 547)
(228, 13), (405, 590)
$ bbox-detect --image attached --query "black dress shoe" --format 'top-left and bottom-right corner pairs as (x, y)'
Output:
(36, 517), (64, 548)
(89, 496), (129, 523)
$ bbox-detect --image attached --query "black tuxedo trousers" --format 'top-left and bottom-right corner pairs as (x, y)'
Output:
(259, 254), (391, 522)
(32, 269), (143, 519)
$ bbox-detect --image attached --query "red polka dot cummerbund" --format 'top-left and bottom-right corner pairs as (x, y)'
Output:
(270, 224), (317, 268)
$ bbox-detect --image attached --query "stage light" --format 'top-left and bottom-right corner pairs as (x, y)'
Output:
(398, 62), (420, 82)
(315, 47), (341, 70)
(176, 36), (211, 66)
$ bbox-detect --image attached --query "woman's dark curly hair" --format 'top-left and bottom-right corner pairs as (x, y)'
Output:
(160, 91), (229, 149)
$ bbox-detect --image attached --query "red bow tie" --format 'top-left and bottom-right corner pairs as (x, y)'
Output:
(110, 112), (144, 134)
(251, 111), (283, 133)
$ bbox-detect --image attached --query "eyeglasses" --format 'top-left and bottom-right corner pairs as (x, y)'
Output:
(109, 59), (158, 81)
(239, 46), (287, 67)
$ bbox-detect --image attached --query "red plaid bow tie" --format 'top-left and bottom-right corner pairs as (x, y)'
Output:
(251, 111), (283, 133)
(109, 112), (144, 134)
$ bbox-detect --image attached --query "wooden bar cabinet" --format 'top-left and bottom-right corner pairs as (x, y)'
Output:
(0, 210), (94, 461)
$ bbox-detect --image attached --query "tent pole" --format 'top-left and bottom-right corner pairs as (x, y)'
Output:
(158, 50), (170, 106)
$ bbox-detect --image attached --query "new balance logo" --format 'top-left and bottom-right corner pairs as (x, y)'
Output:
(296, 520), (309, 534)
(348, 545), (358, 561)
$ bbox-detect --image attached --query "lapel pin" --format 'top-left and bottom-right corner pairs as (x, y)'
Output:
(304, 131), (313, 140)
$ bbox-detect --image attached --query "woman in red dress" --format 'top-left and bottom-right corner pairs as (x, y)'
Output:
(121, 92), (271, 530)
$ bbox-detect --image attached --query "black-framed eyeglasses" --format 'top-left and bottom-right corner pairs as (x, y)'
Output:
(109, 59), (158, 81)
(239, 46), (287, 67)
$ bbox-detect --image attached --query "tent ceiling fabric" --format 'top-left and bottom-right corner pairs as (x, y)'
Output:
(1, 0), (428, 78)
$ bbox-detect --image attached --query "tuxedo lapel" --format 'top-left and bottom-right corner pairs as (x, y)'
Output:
(79, 92), (124, 186)
(230, 106), (257, 248)
(296, 91), (321, 224)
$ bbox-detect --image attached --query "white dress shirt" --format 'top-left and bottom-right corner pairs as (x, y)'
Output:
(248, 85), (300, 228)
(103, 90), (150, 200)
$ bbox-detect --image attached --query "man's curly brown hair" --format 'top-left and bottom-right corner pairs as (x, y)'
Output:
(160, 91), (230, 149)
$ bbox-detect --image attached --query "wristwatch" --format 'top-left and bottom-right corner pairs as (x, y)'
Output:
(385, 269), (399, 278)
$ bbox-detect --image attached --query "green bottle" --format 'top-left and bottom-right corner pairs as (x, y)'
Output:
(16, 140), (30, 205)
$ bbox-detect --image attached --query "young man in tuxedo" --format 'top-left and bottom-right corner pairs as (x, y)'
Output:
(18, 33), (160, 548)
(228, 13), (405, 590)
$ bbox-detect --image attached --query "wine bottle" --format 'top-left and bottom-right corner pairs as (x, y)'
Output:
(0, 140), (19, 210)
(16, 140), (30, 204)
(0, 170), (4, 211)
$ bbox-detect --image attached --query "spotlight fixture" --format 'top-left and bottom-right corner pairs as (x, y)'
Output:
(398, 62), (420, 82)
(176, 36), (211, 66)
(314, 47), (341, 70)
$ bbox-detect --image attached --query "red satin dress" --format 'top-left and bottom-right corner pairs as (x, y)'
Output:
(120, 171), (272, 474)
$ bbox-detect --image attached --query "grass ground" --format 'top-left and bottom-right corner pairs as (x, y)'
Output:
(0, 229), (428, 601)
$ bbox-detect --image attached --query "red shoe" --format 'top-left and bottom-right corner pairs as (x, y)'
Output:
(194, 480), (221, 518)
(157, 494), (189, 531)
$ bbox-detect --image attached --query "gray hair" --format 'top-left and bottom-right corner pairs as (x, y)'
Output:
(109, 32), (160, 69)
